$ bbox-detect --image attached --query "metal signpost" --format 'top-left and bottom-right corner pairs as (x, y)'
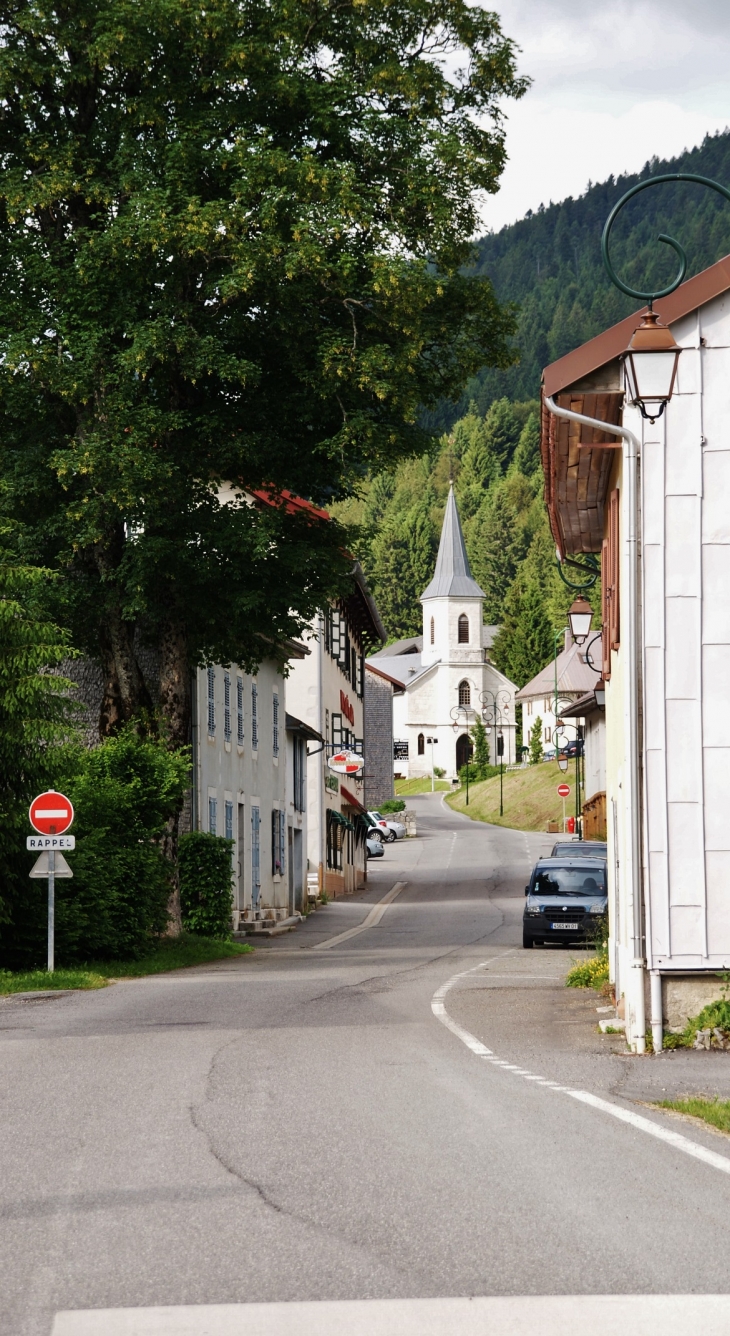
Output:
(557, 782), (571, 832)
(28, 789), (75, 973)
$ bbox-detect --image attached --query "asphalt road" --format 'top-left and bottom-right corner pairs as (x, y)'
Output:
(4, 795), (730, 1336)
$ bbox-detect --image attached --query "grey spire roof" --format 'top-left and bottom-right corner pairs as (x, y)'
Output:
(421, 484), (485, 600)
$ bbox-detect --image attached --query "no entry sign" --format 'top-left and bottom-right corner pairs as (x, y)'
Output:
(557, 783), (571, 798)
(29, 789), (74, 836)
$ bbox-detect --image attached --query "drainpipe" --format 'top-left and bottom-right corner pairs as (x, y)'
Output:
(650, 971), (663, 1055)
(317, 612), (324, 894)
(545, 397), (645, 1054)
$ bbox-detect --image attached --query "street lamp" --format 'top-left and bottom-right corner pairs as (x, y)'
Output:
(480, 689), (511, 817)
(450, 704), (473, 806)
(622, 311), (681, 422)
(568, 596), (593, 645)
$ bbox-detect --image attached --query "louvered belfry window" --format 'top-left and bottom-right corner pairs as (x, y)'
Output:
(602, 488), (620, 681)
(430, 617), (435, 645)
(458, 613), (469, 644)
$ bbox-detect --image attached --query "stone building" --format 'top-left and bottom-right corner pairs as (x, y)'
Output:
(364, 661), (401, 809)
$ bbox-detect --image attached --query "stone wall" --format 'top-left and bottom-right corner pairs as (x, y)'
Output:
(364, 670), (394, 809)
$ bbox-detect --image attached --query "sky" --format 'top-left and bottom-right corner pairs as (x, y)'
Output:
(482, 0), (730, 232)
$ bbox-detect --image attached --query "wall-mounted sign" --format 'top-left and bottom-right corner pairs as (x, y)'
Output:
(328, 750), (364, 776)
(325, 774), (340, 794)
(340, 690), (355, 725)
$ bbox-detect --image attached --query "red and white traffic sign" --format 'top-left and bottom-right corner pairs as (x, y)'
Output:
(29, 789), (74, 836)
(557, 783), (571, 798)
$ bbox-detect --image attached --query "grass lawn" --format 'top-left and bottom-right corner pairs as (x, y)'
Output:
(0, 935), (253, 994)
(395, 776), (452, 796)
(446, 759), (579, 832)
(656, 1097), (730, 1135)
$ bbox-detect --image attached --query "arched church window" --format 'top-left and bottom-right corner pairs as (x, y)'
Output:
(417, 732), (425, 755)
(458, 613), (469, 644)
(458, 680), (471, 707)
(430, 617), (435, 645)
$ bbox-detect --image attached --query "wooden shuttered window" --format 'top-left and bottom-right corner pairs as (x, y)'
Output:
(601, 488), (620, 680)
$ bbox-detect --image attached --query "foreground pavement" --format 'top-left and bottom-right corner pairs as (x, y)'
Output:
(3, 796), (730, 1336)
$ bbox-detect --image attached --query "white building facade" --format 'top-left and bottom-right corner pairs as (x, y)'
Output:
(370, 486), (518, 779)
(542, 251), (730, 1050)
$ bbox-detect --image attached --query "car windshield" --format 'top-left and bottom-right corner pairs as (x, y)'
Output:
(533, 866), (606, 897)
(552, 843), (607, 857)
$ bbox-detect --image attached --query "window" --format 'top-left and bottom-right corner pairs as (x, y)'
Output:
(602, 487), (620, 680)
(224, 799), (233, 841)
(458, 680), (471, 706)
(272, 693), (279, 756)
(272, 809), (286, 876)
(251, 683), (258, 749)
(544, 727), (552, 743)
(224, 672), (231, 742)
(293, 737), (306, 811)
(417, 732), (425, 756)
(251, 806), (261, 907)
(236, 676), (244, 745)
(208, 796), (217, 835)
(331, 712), (343, 748)
(207, 666), (215, 735)
(527, 700), (532, 716)
(430, 616), (435, 645)
(458, 613), (469, 644)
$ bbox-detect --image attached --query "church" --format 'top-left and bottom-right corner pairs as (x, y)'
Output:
(368, 485), (518, 781)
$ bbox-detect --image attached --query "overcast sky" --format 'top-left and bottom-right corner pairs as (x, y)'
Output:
(482, 0), (730, 231)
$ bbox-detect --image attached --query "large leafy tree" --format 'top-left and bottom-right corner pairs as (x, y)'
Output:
(0, 0), (526, 746)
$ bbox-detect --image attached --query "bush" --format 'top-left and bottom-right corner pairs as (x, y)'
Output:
(379, 799), (406, 814)
(179, 832), (234, 939)
(433, 766), (446, 779)
(0, 728), (189, 968)
(458, 763), (501, 785)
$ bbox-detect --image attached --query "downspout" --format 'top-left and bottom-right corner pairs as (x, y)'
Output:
(317, 612), (324, 893)
(545, 396), (645, 1054)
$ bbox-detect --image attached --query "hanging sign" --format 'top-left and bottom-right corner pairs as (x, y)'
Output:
(557, 783), (571, 798)
(29, 790), (74, 836)
(328, 750), (364, 776)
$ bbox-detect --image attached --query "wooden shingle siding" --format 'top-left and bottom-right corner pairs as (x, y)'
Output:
(541, 390), (623, 557)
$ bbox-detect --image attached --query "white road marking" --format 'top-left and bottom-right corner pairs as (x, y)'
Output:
(312, 882), (407, 950)
(432, 958), (730, 1178)
(51, 1294), (730, 1335)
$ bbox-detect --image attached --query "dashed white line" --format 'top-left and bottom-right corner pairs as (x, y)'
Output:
(432, 958), (730, 1178)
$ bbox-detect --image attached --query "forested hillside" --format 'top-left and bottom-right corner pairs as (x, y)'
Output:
(428, 128), (730, 427)
(356, 131), (730, 686)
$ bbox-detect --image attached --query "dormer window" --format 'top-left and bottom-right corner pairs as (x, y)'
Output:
(458, 680), (471, 706)
(458, 614), (469, 644)
(430, 616), (435, 645)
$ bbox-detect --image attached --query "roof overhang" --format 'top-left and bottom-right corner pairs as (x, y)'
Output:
(559, 691), (603, 719)
(540, 252), (730, 559)
(285, 713), (323, 743)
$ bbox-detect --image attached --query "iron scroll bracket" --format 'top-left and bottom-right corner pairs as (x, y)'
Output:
(601, 173), (730, 308)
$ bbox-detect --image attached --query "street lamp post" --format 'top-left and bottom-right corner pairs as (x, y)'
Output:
(480, 689), (511, 818)
(450, 705), (472, 806)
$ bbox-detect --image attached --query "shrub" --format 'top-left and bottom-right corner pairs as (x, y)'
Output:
(458, 763), (501, 785)
(433, 766), (446, 779)
(566, 937), (609, 990)
(0, 729), (189, 968)
(379, 799), (406, 814)
(179, 832), (234, 939)
(529, 716), (543, 765)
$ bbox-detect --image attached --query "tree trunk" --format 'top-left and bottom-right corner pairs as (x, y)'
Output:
(93, 529), (153, 737)
(159, 619), (192, 935)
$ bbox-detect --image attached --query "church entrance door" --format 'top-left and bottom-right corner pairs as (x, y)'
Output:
(455, 733), (473, 772)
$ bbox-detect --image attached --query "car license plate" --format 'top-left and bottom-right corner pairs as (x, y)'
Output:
(552, 921), (579, 930)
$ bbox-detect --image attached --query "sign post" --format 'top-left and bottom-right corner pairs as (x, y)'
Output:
(28, 790), (74, 973)
(557, 782), (571, 832)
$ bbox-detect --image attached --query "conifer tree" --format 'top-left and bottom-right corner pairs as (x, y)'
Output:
(470, 716), (490, 778)
(483, 398), (523, 471)
(369, 496), (437, 640)
(529, 716), (543, 765)
(512, 412), (541, 477)
(468, 484), (525, 622)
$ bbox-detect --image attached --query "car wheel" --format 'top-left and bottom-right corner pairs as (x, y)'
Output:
(522, 931), (534, 949)
(385, 830), (396, 842)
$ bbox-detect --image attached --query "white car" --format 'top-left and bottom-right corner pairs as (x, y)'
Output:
(368, 811), (406, 842)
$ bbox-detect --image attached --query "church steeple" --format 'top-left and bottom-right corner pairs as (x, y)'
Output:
(421, 484), (485, 600)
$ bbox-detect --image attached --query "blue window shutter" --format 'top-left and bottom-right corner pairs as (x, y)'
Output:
(251, 683), (258, 749)
(208, 796), (217, 835)
(224, 673), (231, 742)
(237, 676), (244, 744)
(207, 666), (215, 735)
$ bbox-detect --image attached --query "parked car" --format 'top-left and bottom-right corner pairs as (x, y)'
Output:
(551, 840), (608, 858)
(368, 811), (406, 842)
(543, 748), (556, 761)
(559, 738), (584, 758)
(366, 835), (385, 858)
(523, 856), (607, 948)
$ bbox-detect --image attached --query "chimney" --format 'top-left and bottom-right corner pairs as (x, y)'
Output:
(564, 626), (573, 652)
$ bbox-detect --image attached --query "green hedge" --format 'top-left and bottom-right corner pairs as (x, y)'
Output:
(179, 832), (234, 939)
(0, 729), (189, 969)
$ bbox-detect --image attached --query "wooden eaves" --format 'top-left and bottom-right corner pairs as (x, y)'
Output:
(540, 252), (730, 558)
